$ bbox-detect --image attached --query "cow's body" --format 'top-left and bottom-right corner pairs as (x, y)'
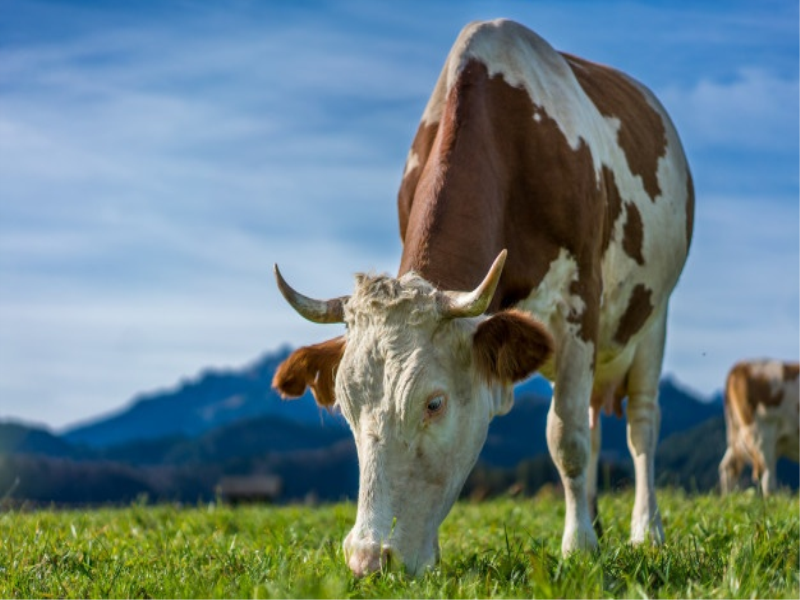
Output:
(719, 360), (800, 496)
(274, 19), (694, 575)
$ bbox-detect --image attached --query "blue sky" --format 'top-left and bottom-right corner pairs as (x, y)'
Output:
(1, 0), (797, 429)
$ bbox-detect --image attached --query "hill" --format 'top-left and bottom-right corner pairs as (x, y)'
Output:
(6, 346), (790, 507)
(61, 348), (343, 448)
(656, 415), (799, 491)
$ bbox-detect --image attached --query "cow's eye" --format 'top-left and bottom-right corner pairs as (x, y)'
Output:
(426, 393), (447, 416)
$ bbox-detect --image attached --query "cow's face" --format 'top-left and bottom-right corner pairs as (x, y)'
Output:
(272, 252), (552, 576)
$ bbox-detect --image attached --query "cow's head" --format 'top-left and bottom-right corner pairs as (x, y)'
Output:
(272, 251), (552, 576)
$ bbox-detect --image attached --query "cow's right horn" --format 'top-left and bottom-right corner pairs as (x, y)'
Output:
(273, 264), (348, 324)
(438, 249), (507, 318)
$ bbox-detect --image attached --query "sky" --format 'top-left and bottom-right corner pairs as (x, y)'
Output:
(1, 0), (798, 430)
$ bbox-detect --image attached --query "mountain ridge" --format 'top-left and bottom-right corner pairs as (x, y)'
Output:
(6, 345), (788, 508)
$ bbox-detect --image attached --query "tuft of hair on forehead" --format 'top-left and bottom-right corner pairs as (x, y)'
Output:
(346, 271), (440, 323)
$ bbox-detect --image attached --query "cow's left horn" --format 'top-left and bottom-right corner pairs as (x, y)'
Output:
(273, 264), (348, 324)
(438, 249), (507, 318)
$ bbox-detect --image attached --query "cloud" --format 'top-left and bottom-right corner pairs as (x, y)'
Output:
(658, 68), (799, 152)
(665, 193), (799, 396)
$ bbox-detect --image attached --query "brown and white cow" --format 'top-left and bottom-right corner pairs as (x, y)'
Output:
(719, 360), (799, 496)
(272, 19), (694, 575)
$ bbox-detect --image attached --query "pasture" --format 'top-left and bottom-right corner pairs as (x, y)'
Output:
(1, 489), (797, 599)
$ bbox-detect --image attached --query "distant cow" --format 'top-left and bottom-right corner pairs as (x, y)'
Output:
(719, 360), (799, 496)
(273, 19), (693, 575)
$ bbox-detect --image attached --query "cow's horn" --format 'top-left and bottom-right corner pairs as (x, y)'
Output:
(438, 249), (507, 318)
(273, 264), (348, 324)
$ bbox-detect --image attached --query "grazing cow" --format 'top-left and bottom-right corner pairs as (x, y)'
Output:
(272, 19), (694, 575)
(719, 360), (800, 496)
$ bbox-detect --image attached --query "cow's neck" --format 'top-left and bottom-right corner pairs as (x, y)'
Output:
(398, 192), (502, 297)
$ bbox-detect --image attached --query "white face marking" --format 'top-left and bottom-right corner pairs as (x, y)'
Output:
(336, 272), (503, 575)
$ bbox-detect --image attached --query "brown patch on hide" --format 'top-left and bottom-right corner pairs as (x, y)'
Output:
(748, 374), (785, 410)
(397, 59), (602, 341)
(614, 284), (653, 345)
(783, 363), (800, 381)
(473, 309), (554, 384)
(567, 278), (599, 346)
(272, 336), (346, 407)
(398, 121), (439, 241)
(622, 203), (645, 265)
(564, 53), (666, 202)
(601, 166), (624, 255)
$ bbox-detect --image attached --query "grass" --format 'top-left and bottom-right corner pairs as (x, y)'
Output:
(0, 488), (797, 598)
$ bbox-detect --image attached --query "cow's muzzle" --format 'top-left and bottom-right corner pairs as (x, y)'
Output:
(343, 533), (398, 577)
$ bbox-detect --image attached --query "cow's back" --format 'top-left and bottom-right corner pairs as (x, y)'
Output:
(398, 19), (694, 382)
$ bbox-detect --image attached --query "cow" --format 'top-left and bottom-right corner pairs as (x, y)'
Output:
(272, 19), (694, 576)
(719, 360), (800, 496)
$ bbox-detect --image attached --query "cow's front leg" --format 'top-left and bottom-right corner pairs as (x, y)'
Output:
(626, 311), (667, 545)
(547, 337), (597, 555)
(626, 391), (663, 544)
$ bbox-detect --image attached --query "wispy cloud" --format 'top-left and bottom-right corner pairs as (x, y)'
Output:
(666, 193), (799, 395)
(659, 69), (799, 152)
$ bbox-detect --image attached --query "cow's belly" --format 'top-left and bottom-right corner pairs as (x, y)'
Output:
(518, 242), (675, 390)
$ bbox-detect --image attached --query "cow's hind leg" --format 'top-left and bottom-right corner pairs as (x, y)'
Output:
(547, 336), (598, 555)
(719, 447), (742, 495)
(625, 309), (667, 545)
(751, 424), (778, 497)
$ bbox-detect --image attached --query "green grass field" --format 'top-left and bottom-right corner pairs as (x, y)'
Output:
(1, 488), (797, 599)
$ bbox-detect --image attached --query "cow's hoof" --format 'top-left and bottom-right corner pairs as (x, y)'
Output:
(630, 517), (665, 546)
(561, 526), (599, 556)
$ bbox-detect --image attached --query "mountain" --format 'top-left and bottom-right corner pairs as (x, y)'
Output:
(0, 421), (85, 459)
(482, 376), (721, 468)
(61, 351), (550, 450)
(62, 348), (343, 448)
(58, 348), (707, 456)
(7, 360), (722, 473)
(1, 414), (357, 506)
(8, 345), (778, 507)
(101, 414), (351, 466)
(656, 415), (798, 492)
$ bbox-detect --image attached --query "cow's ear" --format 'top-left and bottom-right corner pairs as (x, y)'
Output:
(472, 310), (553, 384)
(272, 337), (346, 407)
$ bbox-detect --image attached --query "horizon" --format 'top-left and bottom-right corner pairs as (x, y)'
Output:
(1, 0), (798, 429)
